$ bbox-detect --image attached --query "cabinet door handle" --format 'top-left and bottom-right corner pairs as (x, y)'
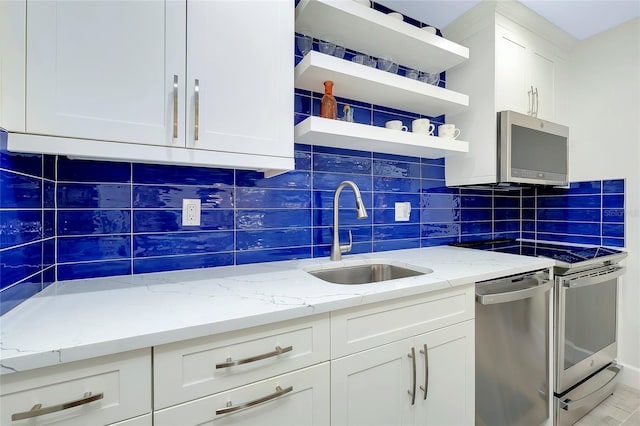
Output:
(216, 345), (293, 369)
(173, 75), (179, 141)
(216, 385), (293, 415)
(527, 85), (534, 115)
(420, 344), (429, 400)
(533, 87), (539, 117)
(11, 392), (104, 421)
(194, 79), (200, 142)
(407, 347), (416, 406)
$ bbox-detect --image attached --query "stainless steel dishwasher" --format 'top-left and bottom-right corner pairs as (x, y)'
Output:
(475, 269), (553, 426)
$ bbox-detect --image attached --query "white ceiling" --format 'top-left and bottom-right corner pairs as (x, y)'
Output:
(377, 0), (640, 40)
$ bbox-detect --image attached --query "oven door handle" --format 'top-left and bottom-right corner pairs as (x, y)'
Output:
(559, 363), (621, 412)
(562, 266), (625, 289)
(476, 278), (552, 305)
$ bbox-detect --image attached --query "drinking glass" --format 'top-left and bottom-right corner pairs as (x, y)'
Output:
(296, 33), (312, 56)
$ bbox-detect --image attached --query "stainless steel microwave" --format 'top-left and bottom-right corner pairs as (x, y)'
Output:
(498, 110), (569, 186)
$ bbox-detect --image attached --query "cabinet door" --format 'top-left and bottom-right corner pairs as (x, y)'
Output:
(331, 339), (414, 426)
(414, 321), (475, 426)
(154, 363), (330, 426)
(186, 0), (293, 159)
(495, 27), (530, 115)
(26, 0), (185, 146)
(529, 50), (556, 121)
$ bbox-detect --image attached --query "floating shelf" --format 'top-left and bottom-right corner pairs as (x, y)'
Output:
(294, 117), (469, 159)
(295, 0), (469, 74)
(294, 52), (469, 117)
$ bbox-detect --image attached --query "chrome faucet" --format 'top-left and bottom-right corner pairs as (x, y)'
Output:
(331, 180), (368, 261)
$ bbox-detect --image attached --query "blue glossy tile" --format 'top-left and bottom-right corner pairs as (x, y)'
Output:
(58, 183), (131, 208)
(133, 185), (233, 209)
(603, 179), (624, 194)
(423, 157), (445, 166)
(461, 221), (492, 235)
(373, 159), (421, 178)
(294, 88), (311, 96)
(313, 226), (372, 245)
(43, 210), (55, 238)
(134, 231), (233, 258)
(0, 277), (42, 315)
(236, 170), (310, 189)
(373, 104), (421, 119)
(0, 210), (42, 249)
(313, 190), (373, 210)
(238, 209), (311, 229)
(312, 145), (372, 159)
(522, 208), (535, 220)
(57, 260), (132, 281)
(536, 221), (600, 235)
(494, 196), (519, 208)
(421, 236), (458, 247)
(312, 173), (372, 191)
(460, 195), (492, 208)
(422, 208), (460, 223)
(58, 236), (131, 263)
(373, 224), (420, 240)
(421, 180), (451, 192)
(374, 177), (421, 193)
(313, 153), (372, 174)
(460, 234), (493, 243)
(43, 238), (55, 267)
(372, 111), (413, 129)
(523, 221), (535, 232)
(602, 224), (624, 238)
(295, 143), (311, 152)
(537, 233), (601, 246)
(295, 150), (312, 171)
(58, 210), (131, 235)
(0, 242), (42, 290)
(313, 208), (373, 227)
(236, 188), (311, 209)
(42, 266), (55, 289)
(373, 152), (421, 164)
(537, 195), (601, 209)
(460, 208), (491, 222)
(494, 208), (520, 220)
(57, 157), (131, 183)
(602, 238), (624, 248)
(460, 188), (493, 196)
(0, 148), (42, 177)
(537, 208), (601, 222)
(236, 228), (311, 251)
(537, 181), (601, 195)
(294, 93), (311, 114)
(373, 239), (420, 252)
(134, 209), (234, 232)
(295, 113), (309, 125)
(422, 193), (460, 209)
(236, 247), (311, 265)
(43, 155), (56, 180)
(603, 209), (624, 223)
(522, 232), (536, 240)
(133, 163), (233, 186)
(43, 180), (55, 208)
(494, 221), (520, 233)
(134, 253), (234, 274)
(374, 208), (420, 224)
(313, 241), (372, 258)
(0, 171), (42, 208)
(603, 195), (624, 209)
(421, 164), (445, 180)
(372, 193), (420, 209)
(494, 231), (520, 240)
(421, 223), (460, 238)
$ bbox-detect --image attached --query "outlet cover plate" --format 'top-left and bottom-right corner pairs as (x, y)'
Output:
(182, 199), (201, 226)
(395, 202), (411, 221)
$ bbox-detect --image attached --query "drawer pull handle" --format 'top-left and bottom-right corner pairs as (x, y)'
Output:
(420, 344), (429, 400)
(173, 75), (179, 141)
(194, 78), (200, 142)
(11, 392), (104, 421)
(216, 345), (293, 369)
(407, 347), (416, 406)
(216, 385), (293, 415)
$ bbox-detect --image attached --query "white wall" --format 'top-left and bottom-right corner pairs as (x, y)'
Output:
(568, 17), (640, 388)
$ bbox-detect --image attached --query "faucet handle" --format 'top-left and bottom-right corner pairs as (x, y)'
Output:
(340, 229), (353, 254)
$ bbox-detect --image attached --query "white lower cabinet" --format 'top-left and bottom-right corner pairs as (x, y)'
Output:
(153, 363), (330, 426)
(0, 349), (151, 426)
(331, 320), (474, 426)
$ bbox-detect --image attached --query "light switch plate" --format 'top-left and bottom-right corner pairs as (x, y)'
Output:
(395, 202), (411, 221)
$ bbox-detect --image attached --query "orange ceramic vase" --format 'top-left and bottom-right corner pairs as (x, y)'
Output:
(319, 80), (337, 119)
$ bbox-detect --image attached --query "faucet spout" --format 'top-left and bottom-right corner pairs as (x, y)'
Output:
(331, 180), (368, 261)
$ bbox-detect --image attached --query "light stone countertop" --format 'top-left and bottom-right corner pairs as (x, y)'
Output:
(0, 246), (555, 375)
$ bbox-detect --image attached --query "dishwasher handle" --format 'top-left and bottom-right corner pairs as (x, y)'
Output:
(476, 276), (552, 305)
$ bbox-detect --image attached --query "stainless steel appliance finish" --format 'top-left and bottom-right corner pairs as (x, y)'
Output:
(498, 110), (570, 186)
(307, 262), (428, 285)
(475, 269), (552, 426)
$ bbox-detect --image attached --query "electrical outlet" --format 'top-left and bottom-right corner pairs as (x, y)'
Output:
(182, 199), (201, 226)
(395, 202), (411, 222)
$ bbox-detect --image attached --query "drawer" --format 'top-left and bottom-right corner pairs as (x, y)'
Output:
(0, 348), (151, 426)
(154, 313), (330, 409)
(331, 284), (474, 358)
(154, 363), (330, 426)
(110, 413), (152, 425)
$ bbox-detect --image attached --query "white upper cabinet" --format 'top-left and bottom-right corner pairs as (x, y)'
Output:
(3, 0), (294, 175)
(25, 0), (184, 146)
(186, 1), (293, 159)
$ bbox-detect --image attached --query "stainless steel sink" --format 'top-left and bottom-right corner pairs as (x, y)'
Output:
(307, 262), (431, 285)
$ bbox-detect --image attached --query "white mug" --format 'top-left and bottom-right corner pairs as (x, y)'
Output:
(412, 118), (435, 136)
(385, 120), (408, 131)
(438, 124), (461, 139)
